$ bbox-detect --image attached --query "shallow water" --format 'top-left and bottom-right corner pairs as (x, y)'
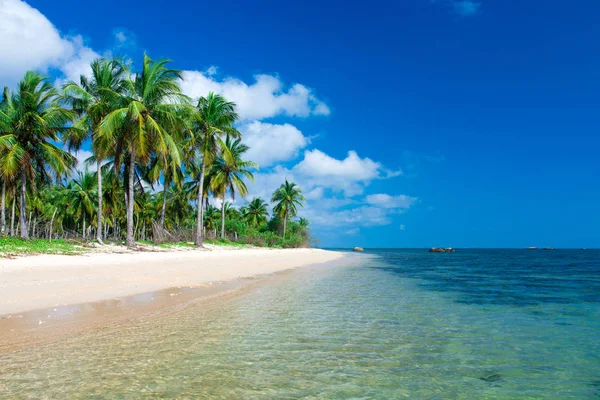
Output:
(1, 249), (599, 399)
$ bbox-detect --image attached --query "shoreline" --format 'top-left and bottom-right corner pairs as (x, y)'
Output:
(0, 247), (346, 317)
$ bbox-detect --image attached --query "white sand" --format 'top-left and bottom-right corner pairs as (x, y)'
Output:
(0, 248), (345, 315)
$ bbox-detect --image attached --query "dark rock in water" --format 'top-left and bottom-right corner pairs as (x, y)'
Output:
(353, 247), (365, 252)
(429, 247), (455, 253)
(480, 373), (503, 383)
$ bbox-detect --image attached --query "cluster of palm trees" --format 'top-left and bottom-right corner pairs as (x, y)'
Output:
(0, 55), (309, 247)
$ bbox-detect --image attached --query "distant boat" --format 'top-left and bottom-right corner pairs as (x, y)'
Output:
(526, 247), (538, 250)
(542, 247), (555, 251)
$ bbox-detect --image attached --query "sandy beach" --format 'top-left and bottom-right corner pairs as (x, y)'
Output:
(0, 247), (345, 316)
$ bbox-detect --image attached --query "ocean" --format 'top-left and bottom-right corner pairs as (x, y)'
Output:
(1, 249), (599, 399)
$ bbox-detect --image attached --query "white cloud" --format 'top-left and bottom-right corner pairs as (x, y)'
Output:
(181, 70), (330, 120)
(239, 121), (309, 168)
(305, 186), (324, 200)
(294, 149), (401, 196)
(306, 206), (393, 228)
(400, 224), (406, 231)
(0, 0), (100, 85)
(247, 165), (296, 203)
(245, 150), (409, 230)
(295, 150), (380, 181)
(365, 194), (418, 209)
(73, 150), (95, 174)
(58, 36), (101, 83)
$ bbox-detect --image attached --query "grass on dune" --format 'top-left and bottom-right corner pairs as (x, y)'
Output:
(0, 237), (86, 256)
(0, 236), (253, 257)
(203, 238), (250, 248)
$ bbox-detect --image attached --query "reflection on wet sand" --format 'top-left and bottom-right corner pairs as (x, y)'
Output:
(0, 277), (261, 352)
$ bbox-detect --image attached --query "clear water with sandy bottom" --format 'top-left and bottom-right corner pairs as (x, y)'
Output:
(1, 249), (599, 399)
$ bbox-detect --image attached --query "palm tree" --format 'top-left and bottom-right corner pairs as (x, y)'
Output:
(63, 171), (97, 238)
(243, 197), (269, 227)
(210, 136), (256, 239)
(99, 54), (190, 247)
(0, 73), (76, 239)
(62, 58), (126, 244)
(203, 205), (221, 238)
(271, 180), (306, 238)
(0, 176), (9, 235)
(188, 92), (240, 246)
(147, 152), (184, 229)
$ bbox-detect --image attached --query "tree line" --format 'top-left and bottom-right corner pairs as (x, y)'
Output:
(0, 55), (311, 248)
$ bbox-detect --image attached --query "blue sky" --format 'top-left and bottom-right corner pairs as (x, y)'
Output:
(1, 0), (599, 248)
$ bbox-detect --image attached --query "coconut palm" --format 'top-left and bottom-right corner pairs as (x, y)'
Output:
(62, 58), (126, 243)
(0, 176), (10, 235)
(0, 73), (76, 239)
(271, 180), (306, 238)
(62, 171), (97, 239)
(210, 136), (256, 239)
(203, 205), (221, 238)
(99, 54), (190, 247)
(188, 92), (240, 246)
(243, 197), (269, 227)
(147, 152), (184, 229)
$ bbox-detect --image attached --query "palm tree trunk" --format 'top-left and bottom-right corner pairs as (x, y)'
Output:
(19, 169), (28, 239)
(10, 195), (16, 236)
(194, 161), (206, 246)
(221, 197), (226, 240)
(83, 214), (86, 239)
(97, 159), (104, 244)
(49, 208), (56, 241)
(126, 151), (136, 247)
(160, 184), (167, 229)
(283, 212), (288, 239)
(1, 180), (6, 235)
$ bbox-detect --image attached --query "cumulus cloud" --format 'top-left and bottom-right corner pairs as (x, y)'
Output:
(239, 121), (309, 168)
(295, 150), (381, 181)
(0, 0), (100, 84)
(294, 150), (401, 196)
(365, 194), (418, 209)
(181, 70), (330, 120)
(245, 149), (410, 230)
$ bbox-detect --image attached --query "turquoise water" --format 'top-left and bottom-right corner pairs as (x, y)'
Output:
(1, 249), (599, 398)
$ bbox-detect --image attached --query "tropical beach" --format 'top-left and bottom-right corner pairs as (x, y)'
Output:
(2, 0), (600, 398)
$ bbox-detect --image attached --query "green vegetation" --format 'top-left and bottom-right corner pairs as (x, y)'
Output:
(0, 237), (84, 256)
(0, 55), (313, 252)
